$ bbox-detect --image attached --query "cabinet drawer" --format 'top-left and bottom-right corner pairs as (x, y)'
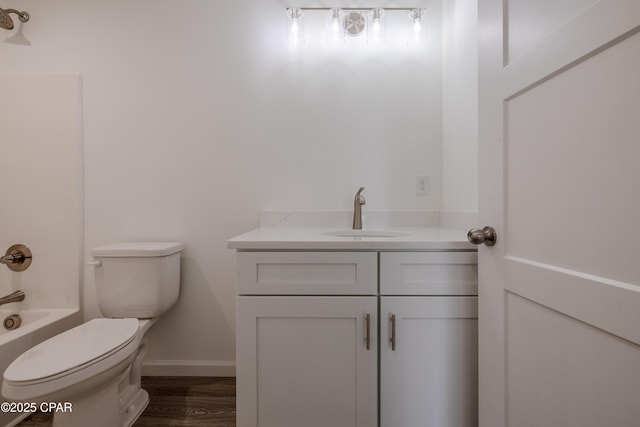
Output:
(238, 252), (377, 295)
(380, 252), (477, 295)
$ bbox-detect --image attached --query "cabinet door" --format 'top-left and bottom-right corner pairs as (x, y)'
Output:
(237, 296), (378, 427)
(380, 297), (478, 427)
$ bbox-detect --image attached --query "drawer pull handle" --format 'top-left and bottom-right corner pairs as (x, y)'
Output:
(389, 313), (396, 351)
(364, 313), (371, 350)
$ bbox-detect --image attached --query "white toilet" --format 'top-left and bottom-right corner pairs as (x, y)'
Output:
(1, 242), (184, 427)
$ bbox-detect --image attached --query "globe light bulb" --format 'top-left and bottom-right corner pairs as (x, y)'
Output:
(285, 8), (305, 49)
(407, 9), (427, 46)
(325, 8), (345, 46)
(367, 9), (386, 46)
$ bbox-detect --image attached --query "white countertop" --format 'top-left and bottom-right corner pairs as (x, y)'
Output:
(227, 226), (476, 250)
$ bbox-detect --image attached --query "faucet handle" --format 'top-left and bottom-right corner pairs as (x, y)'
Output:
(1, 244), (32, 272)
(355, 187), (365, 204)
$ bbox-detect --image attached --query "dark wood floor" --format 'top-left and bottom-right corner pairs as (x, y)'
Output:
(17, 377), (236, 427)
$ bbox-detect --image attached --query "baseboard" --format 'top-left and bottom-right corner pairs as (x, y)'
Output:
(142, 359), (236, 377)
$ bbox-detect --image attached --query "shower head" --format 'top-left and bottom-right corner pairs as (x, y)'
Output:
(0, 7), (29, 30)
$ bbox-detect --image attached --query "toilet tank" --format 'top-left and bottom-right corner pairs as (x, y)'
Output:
(91, 242), (184, 318)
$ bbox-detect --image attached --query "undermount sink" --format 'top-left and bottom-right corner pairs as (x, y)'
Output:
(322, 230), (409, 238)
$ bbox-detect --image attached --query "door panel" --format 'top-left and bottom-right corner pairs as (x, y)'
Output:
(478, 0), (640, 426)
(505, 31), (640, 284)
(505, 258), (640, 345)
(506, 0), (598, 63)
(506, 293), (640, 427)
(503, 1), (640, 98)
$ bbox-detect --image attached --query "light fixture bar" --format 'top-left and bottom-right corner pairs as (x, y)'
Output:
(296, 7), (420, 11)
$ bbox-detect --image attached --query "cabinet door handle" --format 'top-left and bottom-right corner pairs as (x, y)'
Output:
(389, 313), (396, 351)
(364, 313), (371, 350)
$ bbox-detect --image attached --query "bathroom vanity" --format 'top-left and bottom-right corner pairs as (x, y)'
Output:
(228, 227), (478, 427)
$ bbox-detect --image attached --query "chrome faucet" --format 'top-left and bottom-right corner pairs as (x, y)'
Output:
(352, 187), (366, 230)
(0, 290), (25, 306)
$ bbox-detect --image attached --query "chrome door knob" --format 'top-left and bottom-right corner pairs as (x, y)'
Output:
(467, 226), (497, 246)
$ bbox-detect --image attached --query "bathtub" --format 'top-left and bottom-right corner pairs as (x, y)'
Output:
(0, 308), (80, 427)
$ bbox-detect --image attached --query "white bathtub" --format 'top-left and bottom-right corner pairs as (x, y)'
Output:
(0, 308), (80, 427)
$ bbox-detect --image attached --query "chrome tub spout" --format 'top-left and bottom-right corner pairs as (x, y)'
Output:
(0, 290), (25, 306)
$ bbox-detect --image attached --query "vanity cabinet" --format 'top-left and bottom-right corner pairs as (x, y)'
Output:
(235, 250), (477, 427)
(236, 252), (378, 427)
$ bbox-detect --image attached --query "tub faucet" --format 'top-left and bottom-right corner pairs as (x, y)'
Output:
(0, 244), (32, 272)
(0, 290), (25, 306)
(352, 187), (366, 230)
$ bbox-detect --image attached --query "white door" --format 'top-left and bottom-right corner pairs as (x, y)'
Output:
(236, 296), (377, 427)
(477, 1), (640, 426)
(380, 296), (478, 427)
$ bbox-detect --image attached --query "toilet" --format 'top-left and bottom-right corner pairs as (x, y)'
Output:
(1, 242), (183, 427)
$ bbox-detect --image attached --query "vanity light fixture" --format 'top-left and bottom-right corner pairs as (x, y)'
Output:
(284, 7), (427, 49)
(366, 8), (387, 46)
(285, 7), (305, 49)
(407, 8), (427, 46)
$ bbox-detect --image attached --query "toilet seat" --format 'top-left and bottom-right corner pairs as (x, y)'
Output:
(4, 318), (140, 389)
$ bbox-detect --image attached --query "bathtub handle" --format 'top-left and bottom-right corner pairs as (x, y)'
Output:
(1, 244), (32, 272)
(86, 260), (102, 267)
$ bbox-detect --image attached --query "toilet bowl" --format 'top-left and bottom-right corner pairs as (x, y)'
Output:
(1, 242), (183, 427)
(3, 318), (154, 427)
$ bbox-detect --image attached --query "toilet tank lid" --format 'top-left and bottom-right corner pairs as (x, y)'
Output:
(91, 242), (184, 257)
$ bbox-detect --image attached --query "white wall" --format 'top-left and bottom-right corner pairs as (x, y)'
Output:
(443, 0), (478, 213)
(0, 75), (82, 311)
(0, 0), (452, 374)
